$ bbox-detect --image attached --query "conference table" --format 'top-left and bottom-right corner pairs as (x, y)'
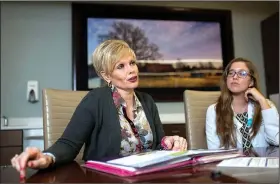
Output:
(1, 147), (279, 183)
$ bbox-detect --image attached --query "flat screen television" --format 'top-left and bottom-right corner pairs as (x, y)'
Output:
(72, 3), (234, 102)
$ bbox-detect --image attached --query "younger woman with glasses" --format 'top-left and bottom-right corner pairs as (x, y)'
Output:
(206, 57), (279, 150)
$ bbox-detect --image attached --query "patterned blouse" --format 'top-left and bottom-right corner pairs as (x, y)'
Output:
(111, 86), (153, 156)
(236, 112), (253, 149)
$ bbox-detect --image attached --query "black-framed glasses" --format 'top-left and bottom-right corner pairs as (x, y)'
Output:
(226, 70), (251, 79)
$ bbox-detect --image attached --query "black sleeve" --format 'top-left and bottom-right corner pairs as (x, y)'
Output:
(148, 95), (165, 150)
(43, 92), (96, 166)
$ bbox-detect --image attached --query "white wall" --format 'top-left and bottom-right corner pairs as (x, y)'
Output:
(1, 2), (278, 119)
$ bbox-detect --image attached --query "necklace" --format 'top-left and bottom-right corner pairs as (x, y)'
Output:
(231, 103), (248, 115)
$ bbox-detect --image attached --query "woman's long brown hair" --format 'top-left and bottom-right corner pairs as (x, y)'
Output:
(216, 57), (262, 148)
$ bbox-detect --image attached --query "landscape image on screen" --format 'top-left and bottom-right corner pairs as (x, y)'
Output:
(87, 18), (223, 89)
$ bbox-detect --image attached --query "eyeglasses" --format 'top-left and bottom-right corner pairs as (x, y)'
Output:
(227, 70), (251, 79)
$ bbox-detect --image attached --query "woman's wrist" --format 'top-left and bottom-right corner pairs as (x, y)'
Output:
(45, 155), (54, 167)
(258, 98), (270, 110)
(43, 153), (55, 167)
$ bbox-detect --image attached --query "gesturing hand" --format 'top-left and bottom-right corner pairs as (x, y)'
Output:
(11, 147), (54, 178)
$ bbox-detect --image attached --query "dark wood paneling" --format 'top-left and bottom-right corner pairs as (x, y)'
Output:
(0, 147), (22, 165)
(0, 130), (23, 147)
(0, 130), (23, 166)
(162, 124), (186, 138)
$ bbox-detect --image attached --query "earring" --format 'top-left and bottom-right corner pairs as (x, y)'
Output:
(107, 81), (112, 88)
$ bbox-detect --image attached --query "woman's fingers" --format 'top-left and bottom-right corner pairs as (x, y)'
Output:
(179, 138), (187, 151)
(171, 137), (187, 151)
(18, 151), (33, 177)
(184, 139), (188, 151)
(163, 138), (173, 149)
(177, 137), (187, 151)
(162, 136), (187, 151)
(10, 147), (42, 177)
(11, 154), (20, 171)
(19, 151), (32, 169)
(244, 90), (250, 102)
(245, 87), (264, 102)
(248, 95), (257, 101)
(163, 136), (178, 149)
(28, 157), (49, 169)
(10, 152), (29, 177)
(171, 136), (180, 151)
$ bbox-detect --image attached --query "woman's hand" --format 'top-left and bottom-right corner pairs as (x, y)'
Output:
(245, 87), (270, 109)
(161, 135), (187, 151)
(10, 147), (54, 178)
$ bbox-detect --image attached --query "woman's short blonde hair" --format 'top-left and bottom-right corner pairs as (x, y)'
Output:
(91, 39), (136, 78)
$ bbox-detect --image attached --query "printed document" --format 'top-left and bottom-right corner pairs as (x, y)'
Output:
(217, 157), (279, 168)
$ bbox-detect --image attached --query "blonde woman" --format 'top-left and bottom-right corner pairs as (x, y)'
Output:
(11, 40), (187, 178)
(206, 57), (279, 149)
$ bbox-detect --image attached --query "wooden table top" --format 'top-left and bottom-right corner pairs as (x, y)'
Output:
(1, 146), (278, 183)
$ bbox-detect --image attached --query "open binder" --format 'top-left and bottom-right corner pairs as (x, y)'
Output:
(82, 149), (243, 177)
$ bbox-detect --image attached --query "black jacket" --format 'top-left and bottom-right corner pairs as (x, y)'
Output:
(44, 86), (165, 166)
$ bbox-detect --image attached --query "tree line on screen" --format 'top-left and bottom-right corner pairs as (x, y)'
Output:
(88, 62), (222, 78)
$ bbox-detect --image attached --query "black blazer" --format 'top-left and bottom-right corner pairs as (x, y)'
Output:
(44, 86), (165, 166)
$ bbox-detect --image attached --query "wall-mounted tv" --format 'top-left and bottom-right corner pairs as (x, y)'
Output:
(72, 3), (234, 102)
